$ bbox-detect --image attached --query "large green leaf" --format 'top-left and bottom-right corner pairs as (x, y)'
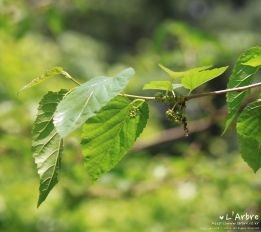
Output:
(53, 68), (135, 138)
(32, 89), (67, 207)
(181, 66), (228, 94)
(18, 67), (63, 94)
(238, 136), (261, 173)
(81, 96), (149, 184)
(237, 101), (261, 140)
(223, 47), (261, 134)
(159, 63), (212, 79)
(237, 101), (261, 172)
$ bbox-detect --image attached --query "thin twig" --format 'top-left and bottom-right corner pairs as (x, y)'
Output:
(119, 82), (261, 102)
(185, 82), (261, 100)
(119, 93), (155, 101)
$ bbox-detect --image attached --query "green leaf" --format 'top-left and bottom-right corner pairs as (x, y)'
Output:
(238, 136), (261, 173)
(143, 81), (183, 91)
(32, 89), (67, 207)
(242, 55), (261, 67)
(237, 101), (261, 172)
(81, 96), (149, 184)
(159, 63), (212, 79)
(53, 68), (135, 138)
(143, 81), (173, 91)
(223, 47), (261, 135)
(181, 66), (228, 93)
(237, 101), (261, 140)
(18, 67), (63, 94)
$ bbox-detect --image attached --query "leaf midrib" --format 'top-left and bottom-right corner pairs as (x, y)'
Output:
(40, 139), (62, 199)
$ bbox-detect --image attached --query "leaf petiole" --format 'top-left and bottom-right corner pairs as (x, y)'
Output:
(61, 70), (82, 86)
(131, 99), (146, 108)
(119, 93), (155, 101)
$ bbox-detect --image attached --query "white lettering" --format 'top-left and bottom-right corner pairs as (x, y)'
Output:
(226, 214), (232, 220)
(235, 213), (240, 220)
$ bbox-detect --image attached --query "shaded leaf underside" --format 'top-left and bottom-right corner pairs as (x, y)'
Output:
(32, 89), (67, 207)
(53, 68), (135, 138)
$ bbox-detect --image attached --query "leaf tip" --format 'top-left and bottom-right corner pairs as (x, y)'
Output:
(125, 67), (135, 73)
(17, 87), (25, 95)
(221, 128), (227, 136)
(37, 199), (43, 208)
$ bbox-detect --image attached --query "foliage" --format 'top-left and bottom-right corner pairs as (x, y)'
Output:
(17, 45), (261, 207)
(32, 90), (67, 208)
(181, 66), (228, 94)
(223, 47), (261, 134)
(158, 64), (212, 79)
(3, 1), (261, 231)
(17, 67), (64, 95)
(237, 101), (261, 172)
(53, 68), (135, 138)
(81, 96), (149, 184)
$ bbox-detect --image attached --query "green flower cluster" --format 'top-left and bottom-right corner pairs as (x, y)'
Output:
(129, 106), (139, 119)
(166, 109), (189, 136)
(154, 92), (165, 102)
(165, 109), (183, 123)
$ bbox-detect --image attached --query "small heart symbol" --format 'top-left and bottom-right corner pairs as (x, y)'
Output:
(219, 216), (224, 220)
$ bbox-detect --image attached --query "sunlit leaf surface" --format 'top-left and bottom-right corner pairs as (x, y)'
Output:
(159, 63), (212, 79)
(81, 96), (149, 184)
(182, 66), (228, 94)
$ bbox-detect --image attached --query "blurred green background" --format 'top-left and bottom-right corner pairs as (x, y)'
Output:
(1, 1), (261, 231)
